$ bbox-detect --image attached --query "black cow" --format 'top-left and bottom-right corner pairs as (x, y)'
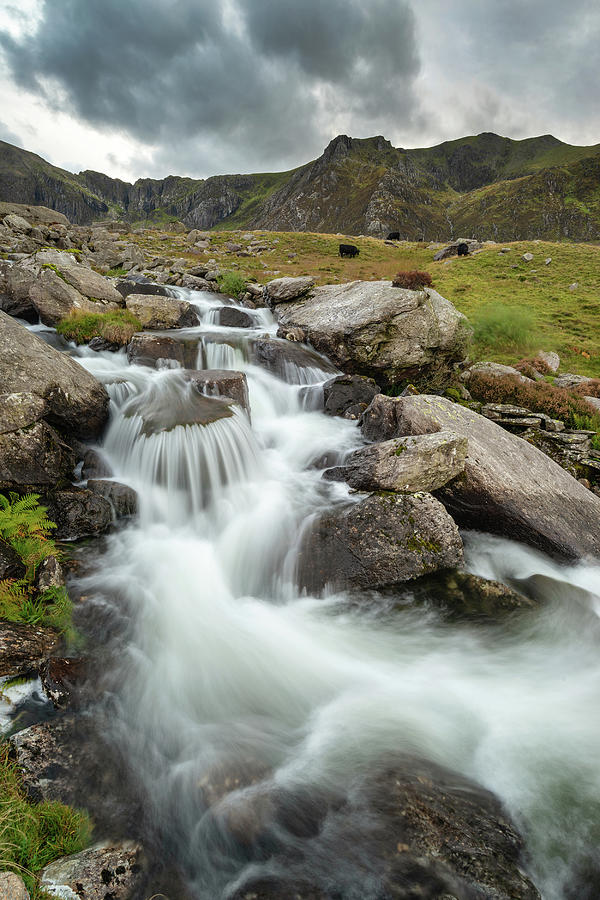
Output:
(339, 243), (359, 258)
(457, 242), (469, 256)
(387, 231), (400, 240)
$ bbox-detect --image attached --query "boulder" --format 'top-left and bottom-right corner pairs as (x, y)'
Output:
(0, 621), (61, 678)
(322, 374), (380, 419)
(0, 202), (69, 226)
(0, 421), (75, 491)
(81, 448), (112, 480)
(186, 369), (250, 414)
(537, 350), (560, 373)
(87, 479), (138, 518)
(35, 555), (65, 593)
(264, 276), (315, 303)
(272, 282), (471, 389)
(0, 311), (109, 439)
(56, 263), (124, 305)
(554, 373), (591, 389)
(40, 842), (146, 900)
(125, 294), (198, 329)
(3, 213), (32, 233)
(433, 238), (483, 260)
(0, 873), (29, 900)
(324, 431), (467, 493)
(29, 268), (118, 327)
(253, 337), (337, 380)
(298, 492), (463, 593)
(407, 570), (538, 621)
(0, 541), (25, 581)
(41, 657), (85, 709)
(46, 488), (113, 540)
(2, 264), (38, 321)
(362, 394), (600, 560)
(0, 391), (47, 434)
(462, 361), (534, 384)
(115, 279), (169, 299)
(217, 306), (254, 328)
(126, 333), (197, 368)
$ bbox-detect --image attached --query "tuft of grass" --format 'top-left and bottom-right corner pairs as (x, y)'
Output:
(56, 309), (141, 346)
(105, 266), (129, 277)
(472, 304), (538, 357)
(217, 270), (247, 299)
(0, 745), (91, 899)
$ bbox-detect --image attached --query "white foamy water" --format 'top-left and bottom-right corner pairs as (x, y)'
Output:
(71, 288), (600, 899)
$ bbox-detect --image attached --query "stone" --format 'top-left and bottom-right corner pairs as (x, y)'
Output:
(123, 389), (233, 436)
(86, 479), (138, 518)
(40, 841), (146, 900)
(522, 252), (534, 261)
(253, 337), (337, 380)
(584, 396), (600, 411)
(125, 294), (198, 329)
(3, 213), (32, 233)
(28, 268), (92, 326)
(186, 369), (250, 413)
(0, 872), (29, 900)
(264, 276), (315, 303)
(462, 361), (534, 384)
(537, 351), (560, 372)
(115, 279), (169, 299)
(2, 264), (38, 321)
(324, 431), (467, 493)
(272, 282), (471, 390)
(298, 492), (463, 593)
(127, 333), (197, 368)
(245, 282), (264, 298)
(0, 621), (61, 678)
(0, 391), (47, 434)
(407, 570), (538, 621)
(217, 306), (254, 328)
(35, 555), (65, 593)
(554, 373), (591, 389)
(363, 393), (600, 560)
(322, 374), (380, 419)
(46, 489), (113, 540)
(0, 541), (25, 581)
(55, 263), (124, 305)
(545, 257), (552, 265)
(81, 448), (113, 480)
(569, 282), (578, 291)
(0, 421), (75, 491)
(40, 657), (85, 709)
(433, 239), (483, 260)
(0, 311), (109, 439)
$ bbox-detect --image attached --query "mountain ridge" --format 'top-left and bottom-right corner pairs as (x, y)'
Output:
(1, 131), (600, 240)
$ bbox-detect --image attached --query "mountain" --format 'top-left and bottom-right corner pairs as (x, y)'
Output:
(1, 132), (600, 240)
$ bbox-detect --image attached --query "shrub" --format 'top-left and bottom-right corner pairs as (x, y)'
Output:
(217, 271), (246, 299)
(472, 304), (537, 355)
(573, 379), (600, 398)
(514, 356), (552, 378)
(468, 373), (600, 432)
(0, 744), (90, 899)
(56, 309), (141, 346)
(0, 493), (72, 635)
(392, 270), (433, 289)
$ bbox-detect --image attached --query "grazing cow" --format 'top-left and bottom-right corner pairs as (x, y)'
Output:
(457, 242), (469, 256)
(339, 243), (359, 258)
(387, 231), (400, 241)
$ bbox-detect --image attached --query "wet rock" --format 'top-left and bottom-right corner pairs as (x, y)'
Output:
(324, 431), (467, 493)
(0, 872), (29, 900)
(115, 279), (169, 299)
(272, 282), (471, 390)
(253, 337), (336, 380)
(408, 570), (538, 621)
(125, 293), (198, 329)
(0, 311), (109, 439)
(264, 276), (315, 303)
(40, 841), (146, 900)
(322, 374), (380, 419)
(217, 306), (254, 328)
(87, 479), (138, 518)
(88, 336), (120, 352)
(0, 421), (75, 492)
(298, 492), (463, 593)
(41, 657), (85, 709)
(81, 448), (113, 480)
(35, 555), (65, 593)
(0, 541), (25, 581)
(0, 621), (61, 678)
(276, 324), (306, 342)
(186, 369), (250, 413)
(126, 332), (197, 368)
(123, 389), (234, 436)
(46, 488), (113, 540)
(363, 393), (600, 560)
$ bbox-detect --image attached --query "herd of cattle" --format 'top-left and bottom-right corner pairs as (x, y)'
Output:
(338, 235), (470, 258)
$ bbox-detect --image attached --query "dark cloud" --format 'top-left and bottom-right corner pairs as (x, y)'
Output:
(0, 0), (421, 178)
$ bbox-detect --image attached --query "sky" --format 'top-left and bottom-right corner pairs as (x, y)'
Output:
(0, 0), (598, 184)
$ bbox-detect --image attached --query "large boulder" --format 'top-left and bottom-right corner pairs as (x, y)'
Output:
(125, 293), (198, 329)
(29, 268), (119, 327)
(0, 422), (75, 491)
(127, 332), (198, 368)
(272, 281), (471, 389)
(323, 374), (380, 419)
(362, 394), (600, 560)
(1, 264), (38, 321)
(264, 276), (315, 303)
(40, 842), (146, 900)
(56, 263), (124, 305)
(298, 492), (463, 593)
(0, 311), (109, 439)
(324, 431), (467, 493)
(46, 488), (113, 540)
(0, 621), (61, 678)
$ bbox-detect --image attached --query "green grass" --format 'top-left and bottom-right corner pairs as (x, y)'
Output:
(217, 270), (247, 298)
(56, 309), (141, 346)
(0, 745), (90, 899)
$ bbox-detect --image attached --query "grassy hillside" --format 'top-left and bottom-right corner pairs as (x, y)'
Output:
(133, 227), (600, 377)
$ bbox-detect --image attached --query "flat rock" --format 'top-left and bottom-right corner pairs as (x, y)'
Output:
(362, 393), (600, 560)
(298, 492), (463, 593)
(125, 293), (198, 329)
(322, 374), (380, 419)
(56, 263), (124, 305)
(554, 373), (592, 389)
(264, 276), (315, 302)
(0, 621), (61, 678)
(273, 282), (471, 389)
(40, 841), (146, 900)
(324, 431), (467, 493)
(115, 279), (169, 299)
(0, 312), (109, 439)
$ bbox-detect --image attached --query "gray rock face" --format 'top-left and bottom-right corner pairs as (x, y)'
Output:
(264, 275), (315, 302)
(115, 278), (169, 299)
(57, 262), (124, 304)
(0, 421), (75, 491)
(127, 332), (197, 368)
(46, 488), (113, 540)
(554, 373), (591, 389)
(363, 393), (600, 560)
(323, 374), (380, 419)
(0, 621), (61, 678)
(462, 361), (534, 384)
(324, 431), (467, 493)
(298, 492), (463, 593)
(0, 391), (47, 434)
(40, 841), (146, 900)
(125, 293), (198, 329)
(87, 479), (138, 518)
(0, 872), (29, 900)
(187, 369), (250, 413)
(272, 282), (471, 389)
(29, 268), (119, 327)
(0, 311), (109, 439)
(217, 306), (254, 328)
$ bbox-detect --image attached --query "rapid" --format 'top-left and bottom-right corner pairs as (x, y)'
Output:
(65, 287), (600, 899)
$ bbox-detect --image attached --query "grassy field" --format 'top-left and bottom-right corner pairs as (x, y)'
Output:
(131, 229), (600, 378)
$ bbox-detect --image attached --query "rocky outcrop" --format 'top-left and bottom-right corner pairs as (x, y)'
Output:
(271, 282), (471, 389)
(126, 332), (198, 368)
(40, 841), (146, 900)
(324, 431), (467, 493)
(125, 293), (198, 329)
(86, 479), (138, 518)
(0, 311), (109, 439)
(298, 492), (463, 593)
(362, 393), (600, 559)
(264, 275), (315, 303)
(0, 621), (61, 677)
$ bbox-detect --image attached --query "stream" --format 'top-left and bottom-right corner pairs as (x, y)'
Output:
(59, 287), (600, 898)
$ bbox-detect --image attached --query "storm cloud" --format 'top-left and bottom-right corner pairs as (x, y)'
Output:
(0, 0), (599, 180)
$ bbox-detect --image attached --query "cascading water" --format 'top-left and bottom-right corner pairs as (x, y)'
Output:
(70, 288), (600, 899)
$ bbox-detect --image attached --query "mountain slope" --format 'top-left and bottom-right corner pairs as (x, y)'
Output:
(1, 132), (600, 240)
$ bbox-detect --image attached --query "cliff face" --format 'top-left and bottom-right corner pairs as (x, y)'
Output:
(2, 132), (600, 240)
